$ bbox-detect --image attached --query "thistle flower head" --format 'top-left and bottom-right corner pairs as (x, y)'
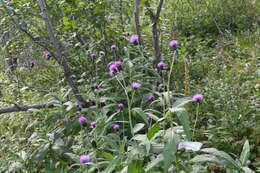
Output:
(132, 82), (141, 89)
(130, 35), (139, 44)
(117, 103), (124, 109)
(148, 95), (156, 101)
(92, 82), (100, 89)
(113, 124), (120, 131)
(111, 45), (117, 49)
(44, 52), (51, 59)
(80, 155), (91, 163)
(157, 61), (166, 68)
(157, 154), (163, 159)
(114, 61), (122, 68)
(192, 94), (204, 101)
(99, 51), (105, 56)
(90, 121), (97, 127)
(90, 53), (97, 59)
(79, 116), (87, 124)
(169, 40), (179, 47)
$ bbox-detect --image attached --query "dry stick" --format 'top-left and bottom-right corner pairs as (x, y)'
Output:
(134, 0), (144, 46)
(0, 104), (55, 114)
(38, 0), (87, 106)
(145, 0), (164, 62)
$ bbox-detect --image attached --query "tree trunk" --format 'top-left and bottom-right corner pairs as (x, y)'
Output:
(134, 0), (144, 45)
(38, 0), (87, 106)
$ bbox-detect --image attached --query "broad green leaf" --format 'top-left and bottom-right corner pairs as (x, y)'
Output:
(132, 134), (150, 154)
(242, 167), (255, 173)
(201, 148), (242, 171)
(172, 97), (193, 108)
(133, 123), (145, 134)
(240, 140), (250, 166)
(176, 109), (192, 140)
(190, 154), (225, 165)
(127, 160), (143, 173)
(147, 123), (160, 140)
(163, 137), (177, 173)
(178, 141), (203, 151)
(132, 107), (149, 124)
(99, 151), (114, 160)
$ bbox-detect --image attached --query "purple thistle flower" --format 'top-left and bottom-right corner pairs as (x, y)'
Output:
(109, 70), (115, 76)
(148, 95), (156, 101)
(44, 52), (51, 59)
(169, 40), (179, 47)
(117, 103), (124, 109)
(109, 63), (118, 72)
(192, 94), (204, 101)
(132, 82), (141, 89)
(114, 61), (122, 68)
(157, 61), (166, 69)
(99, 51), (105, 56)
(80, 155), (91, 163)
(113, 124), (120, 131)
(29, 60), (36, 68)
(157, 154), (163, 159)
(90, 53), (97, 59)
(79, 117), (87, 124)
(90, 121), (97, 127)
(92, 82), (100, 89)
(111, 45), (117, 49)
(129, 35), (139, 44)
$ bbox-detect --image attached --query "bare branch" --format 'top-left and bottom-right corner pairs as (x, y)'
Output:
(0, 103), (54, 114)
(38, 0), (88, 106)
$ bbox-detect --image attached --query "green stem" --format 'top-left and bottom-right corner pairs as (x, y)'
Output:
(115, 76), (133, 136)
(192, 103), (200, 140)
(167, 51), (176, 96)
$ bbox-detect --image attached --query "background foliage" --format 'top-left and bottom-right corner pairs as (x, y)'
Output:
(0, 0), (259, 172)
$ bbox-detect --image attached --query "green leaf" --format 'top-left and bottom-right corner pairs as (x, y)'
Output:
(127, 160), (143, 173)
(172, 97), (193, 108)
(102, 156), (120, 173)
(242, 167), (255, 173)
(147, 123), (160, 140)
(132, 108), (149, 124)
(99, 151), (114, 161)
(240, 140), (250, 166)
(133, 123), (145, 134)
(64, 153), (79, 162)
(176, 109), (192, 141)
(145, 157), (163, 172)
(190, 154), (225, 165)
(34, 143), (50, 161)
(163, 137), (177, 173)
(132, 134), (151, 154)
(201, 148), (242, 170)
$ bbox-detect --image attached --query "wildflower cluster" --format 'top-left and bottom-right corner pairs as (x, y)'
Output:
(109, 60), (122, 76)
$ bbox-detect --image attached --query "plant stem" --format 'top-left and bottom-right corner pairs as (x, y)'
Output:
(115, 76), (134, 136)
(167, 51), (176, 104)
(192, 103), (200, 140)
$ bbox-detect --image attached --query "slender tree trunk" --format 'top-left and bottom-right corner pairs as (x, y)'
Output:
(5, 49), (17, 71)
(119, 0), (125, 32)
(145, 0), (164, 62)
(38, 0), (87, 106)
(134, 0), (144, 45)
